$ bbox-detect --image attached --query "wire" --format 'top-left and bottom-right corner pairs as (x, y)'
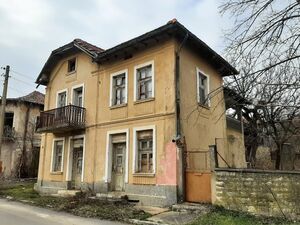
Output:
(10, 69), (34, 80)
(10, 76), (35, 87)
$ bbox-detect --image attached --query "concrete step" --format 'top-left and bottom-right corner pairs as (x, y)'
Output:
(172, 202), (212, 213)
(56, 190), (82, 197)
(95, 192), (128, 203)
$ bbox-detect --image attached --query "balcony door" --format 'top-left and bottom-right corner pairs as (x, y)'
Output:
(72, 86), (83, 107)
(57, 91), (67, 108)
(56, 91), (67, 124)
(72, 86), (84, 123)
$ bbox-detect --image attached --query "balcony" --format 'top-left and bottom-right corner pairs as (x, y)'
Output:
(3, 126), (15, 141)
(36, 105), (86, 133)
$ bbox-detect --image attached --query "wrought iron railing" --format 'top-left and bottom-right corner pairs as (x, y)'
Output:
(36, 105), (86, 132)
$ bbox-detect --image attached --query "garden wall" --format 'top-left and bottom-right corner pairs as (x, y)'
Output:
(215, 168), (300, 219)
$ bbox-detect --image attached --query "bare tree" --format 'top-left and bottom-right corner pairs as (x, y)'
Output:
(220, 0), (300, 76)
(220, 0), (300, 169)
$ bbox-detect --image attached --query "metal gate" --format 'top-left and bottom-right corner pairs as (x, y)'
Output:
(185, 150), (212, 203)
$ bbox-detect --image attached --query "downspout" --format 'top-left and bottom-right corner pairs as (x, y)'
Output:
(175, 33), (189, 202)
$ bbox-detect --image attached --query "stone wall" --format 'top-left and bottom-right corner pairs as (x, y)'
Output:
(215, 168), (300, 219)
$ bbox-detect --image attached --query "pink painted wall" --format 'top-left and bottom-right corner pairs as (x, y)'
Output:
(157, 142), (177, 185)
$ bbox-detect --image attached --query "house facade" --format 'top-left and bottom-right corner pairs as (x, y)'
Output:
(0, 91), (44, 178)
(35, 20), (241, 206)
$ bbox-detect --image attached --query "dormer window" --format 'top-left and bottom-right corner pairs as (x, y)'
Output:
(68, 58), (76, 73)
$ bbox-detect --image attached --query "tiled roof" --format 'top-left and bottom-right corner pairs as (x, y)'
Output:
(73, 38), (104, 56)
(17, 91), (45, 105)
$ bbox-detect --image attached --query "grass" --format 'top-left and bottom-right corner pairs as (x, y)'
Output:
(0, 182), (150, 222)
(189, 206), (300, 225)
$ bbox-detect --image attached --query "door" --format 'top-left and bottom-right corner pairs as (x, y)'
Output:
(185, 151), (212, 203)
(111, 142), (126, 191)
(71, 138), (84, 189)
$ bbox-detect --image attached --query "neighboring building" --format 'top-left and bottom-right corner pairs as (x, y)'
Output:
(35, 20), (242, 206)
(0, 91), (44, 178)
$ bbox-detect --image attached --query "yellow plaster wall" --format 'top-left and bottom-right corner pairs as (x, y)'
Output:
(38, 40), (178, 185)
(179, 46), (228, 170)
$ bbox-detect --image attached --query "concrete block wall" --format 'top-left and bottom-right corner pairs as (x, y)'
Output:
(215, 168), (300, 219)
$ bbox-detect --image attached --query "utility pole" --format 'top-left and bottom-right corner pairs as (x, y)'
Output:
(0, 65), (10, 160)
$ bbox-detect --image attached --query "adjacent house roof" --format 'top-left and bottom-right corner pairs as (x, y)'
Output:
(5, 91), (45, 106)
(36, 19), (238, 85)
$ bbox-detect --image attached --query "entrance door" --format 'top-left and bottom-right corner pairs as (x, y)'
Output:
(111, 142), (126, 191)
(71, 138), (84, 189)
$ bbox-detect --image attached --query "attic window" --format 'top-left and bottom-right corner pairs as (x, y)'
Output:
(68, 58), (76, 73)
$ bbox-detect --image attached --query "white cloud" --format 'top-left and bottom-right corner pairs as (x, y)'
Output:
(0, 0), (231, 97)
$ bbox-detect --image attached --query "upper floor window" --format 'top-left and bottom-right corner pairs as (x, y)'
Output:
(72, 85), (84, 107)
(134, 61), (154, 101)
(68, 58), (76, 73)
(197, 68), (210, 107)
(110, 70), (127, 106)
(56, 90), (67, 108)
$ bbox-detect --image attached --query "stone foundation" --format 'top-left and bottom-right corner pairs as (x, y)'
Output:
(36, 180), (177, 207)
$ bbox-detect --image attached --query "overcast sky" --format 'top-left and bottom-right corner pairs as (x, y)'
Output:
(0, 0), (232, 98)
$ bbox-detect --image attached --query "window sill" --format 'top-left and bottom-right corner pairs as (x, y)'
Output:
(198, 103), (210, 110)
(134, 97), (155, 105)
(66, 71), (76, 76)
(133, 173), (155, 177)
(50, 171), (63, 175)
(110, 103), (127, 109)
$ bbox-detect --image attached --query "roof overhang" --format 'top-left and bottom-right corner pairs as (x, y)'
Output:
(95, 21), (238, 77)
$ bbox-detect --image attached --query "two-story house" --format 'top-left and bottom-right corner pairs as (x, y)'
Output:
(35, 20), (242, 206)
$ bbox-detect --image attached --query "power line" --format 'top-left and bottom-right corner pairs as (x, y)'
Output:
(10, 76), (35, 87)
(10, 69), (34, 80)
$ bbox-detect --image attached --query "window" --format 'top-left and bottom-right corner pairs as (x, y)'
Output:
(134, 61), (154, 101)
(197, 69), (209, 106)
(4, 112), (14, 138)
(4, 112), (14, 128)
(52, 139), (64, 172)
(72, 85), (84, 107)
(57, 90), (67, 108)
(110, 71), (127, 106)
(68, 58), (76, 73)
(136, 129), (154, 173)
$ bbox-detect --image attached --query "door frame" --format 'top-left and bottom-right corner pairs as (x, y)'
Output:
(66, 135), (86, 183)
(104, 129), (129, 184)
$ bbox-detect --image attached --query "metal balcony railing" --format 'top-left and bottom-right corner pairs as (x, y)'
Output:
(36, 105), (86, 133)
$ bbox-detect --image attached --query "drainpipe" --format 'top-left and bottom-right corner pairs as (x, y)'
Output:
(175, 33), (189, 203)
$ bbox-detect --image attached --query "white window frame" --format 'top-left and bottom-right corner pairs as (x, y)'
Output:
(67, 57), (77, 74)
(132, 125), (156, 175)
(71, 83), (85, 107)
(104, 129), (129, 183)
(50, 137), (65, 173)
(56, 89), (68, 108)
(133, 60), (155, 101)
(196, 67), (210, 107)
(66, 135), (86, 182)
(109, 69), (128, 107)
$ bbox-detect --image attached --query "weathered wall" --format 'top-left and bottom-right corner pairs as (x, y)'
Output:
(215, 168), (300, 219)
(37, 39), (178, 206)
(1, 101), (42, 178)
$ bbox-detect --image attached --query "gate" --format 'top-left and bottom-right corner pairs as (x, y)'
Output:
(185, 150), (212, 203)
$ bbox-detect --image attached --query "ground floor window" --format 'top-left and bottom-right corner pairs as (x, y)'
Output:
(134, 126), (155, 174)
(52, 139), (64, 172)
